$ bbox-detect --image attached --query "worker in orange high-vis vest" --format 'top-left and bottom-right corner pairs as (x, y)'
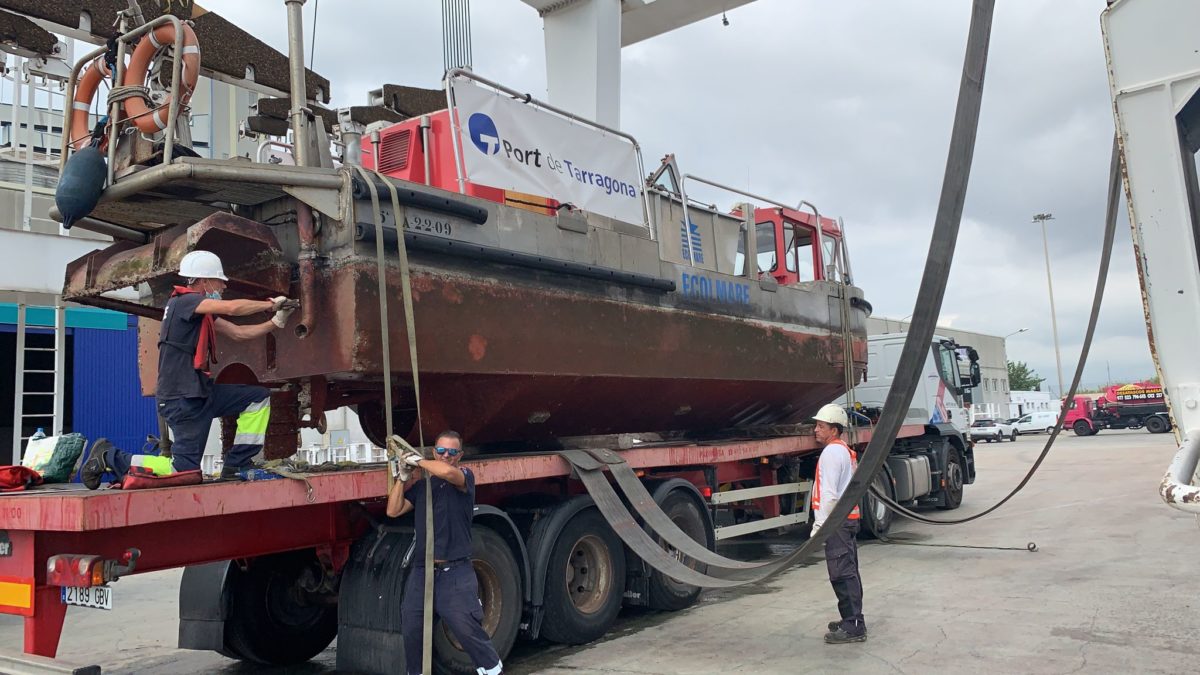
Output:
(810, 403), (867, 644)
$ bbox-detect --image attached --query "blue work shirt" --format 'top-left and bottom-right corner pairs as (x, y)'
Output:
(407, 467), (476, 562)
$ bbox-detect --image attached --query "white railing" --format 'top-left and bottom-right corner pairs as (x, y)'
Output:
(200, 442), (386, 477)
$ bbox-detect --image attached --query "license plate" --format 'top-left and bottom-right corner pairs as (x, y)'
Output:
(60, 585), (113, 610)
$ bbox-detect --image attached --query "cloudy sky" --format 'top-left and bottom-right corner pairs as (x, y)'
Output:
(199, 0), (1147, 394)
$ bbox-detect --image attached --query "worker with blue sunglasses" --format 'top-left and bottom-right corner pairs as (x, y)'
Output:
(386, 430), (502, 675)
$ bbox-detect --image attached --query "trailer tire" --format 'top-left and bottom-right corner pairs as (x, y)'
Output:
(860, 468), (894, 539)
(937, 448), (965, 510)
(225, 551), (338, 666)
(647, 490), (710, 611)
(1072, 420), (1094, 436)
(540, 509), (626, 645)
(1146, 415), (1169, 434)
(433, 526), (522, 674)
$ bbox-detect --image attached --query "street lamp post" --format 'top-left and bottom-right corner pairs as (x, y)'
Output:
(1033, 213), (1065, 398)
(1004, 327), (1029, 340)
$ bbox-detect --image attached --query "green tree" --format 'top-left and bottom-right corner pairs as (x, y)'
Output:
(1007, 360), (1045, 391)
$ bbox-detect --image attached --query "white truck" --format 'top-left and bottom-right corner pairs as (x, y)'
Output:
(845, 333), (980, 537)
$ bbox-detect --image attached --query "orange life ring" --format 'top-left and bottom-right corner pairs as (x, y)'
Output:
(69, 57), (111, 151)
(122, 22), (201, 135)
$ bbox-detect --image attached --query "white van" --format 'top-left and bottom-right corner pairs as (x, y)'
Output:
(1014, 411), (1058, 435)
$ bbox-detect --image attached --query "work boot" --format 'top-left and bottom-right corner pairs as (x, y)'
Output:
(79, 439), (113, 490)
(824, 627), (867, 644)
(219, 464), (246, 481)
(828, 620), (869, 634)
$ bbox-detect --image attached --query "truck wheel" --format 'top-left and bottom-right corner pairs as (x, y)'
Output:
(1072, 420), (1093, 436)
(1146, 415), (1169, 434)
(860, 469), (894, 539)
(433, 526), (522, 674)
(647, 490), (711, 611)
(540, 509), (626, 645)
(225, 551), (338, 665)
(1045, 426), (1055, 435)
(937, 449), (964, 510)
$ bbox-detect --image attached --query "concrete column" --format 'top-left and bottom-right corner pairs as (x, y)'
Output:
(543, 0), (622, 127)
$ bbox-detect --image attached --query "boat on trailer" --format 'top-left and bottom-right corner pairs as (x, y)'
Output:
(55, 19), (870, 456)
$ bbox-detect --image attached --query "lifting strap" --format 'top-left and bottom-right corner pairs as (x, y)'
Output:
(596, 451), (766, 571)
(560, 450), (821, 587)
(350, 165), (434, 675)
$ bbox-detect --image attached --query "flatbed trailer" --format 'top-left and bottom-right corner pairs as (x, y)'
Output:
(0, 423), (948, 673)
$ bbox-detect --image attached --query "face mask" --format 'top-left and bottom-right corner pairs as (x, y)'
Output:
(205, 291), (222, 300)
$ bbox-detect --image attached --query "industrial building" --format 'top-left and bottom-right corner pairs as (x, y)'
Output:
(867, 316), (1011, 422)
(0, 43), (260, 464)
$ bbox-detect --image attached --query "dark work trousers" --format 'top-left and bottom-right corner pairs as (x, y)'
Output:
(401, 560), (501, 675)
(105, 384), (270, 477)
(825, 519), (866, 634)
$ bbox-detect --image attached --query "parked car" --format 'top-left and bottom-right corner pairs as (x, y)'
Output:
(1014, 411), (1059, 435)
(970, 418), (1016, 442)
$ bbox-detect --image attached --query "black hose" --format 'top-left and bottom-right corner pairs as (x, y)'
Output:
(719, 0), (996, 582)
(798, 0), (997, 551)
(871, 134), (1121, 525)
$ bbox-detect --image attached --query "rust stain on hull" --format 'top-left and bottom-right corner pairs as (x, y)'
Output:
(68, 212), (867, 447)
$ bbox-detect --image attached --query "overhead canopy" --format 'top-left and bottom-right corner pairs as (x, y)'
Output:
(522, 0), (758, 46)
(0, 0), (330, 102)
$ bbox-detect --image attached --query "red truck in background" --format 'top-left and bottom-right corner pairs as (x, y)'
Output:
(1063, 382), (1173, 436)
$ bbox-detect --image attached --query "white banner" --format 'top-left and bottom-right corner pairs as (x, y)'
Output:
(450, 78), (644, 225)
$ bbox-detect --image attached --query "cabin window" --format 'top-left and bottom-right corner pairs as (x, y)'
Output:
(735, 222), (779, 275)
(783, 221), (816, 282)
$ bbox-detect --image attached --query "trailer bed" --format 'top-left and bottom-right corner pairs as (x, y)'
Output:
(0, 424), (921, 659)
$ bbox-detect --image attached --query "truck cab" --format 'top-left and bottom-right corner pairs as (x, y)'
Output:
(850, 333), (980, 437)
(1062, 395), (1097, 436)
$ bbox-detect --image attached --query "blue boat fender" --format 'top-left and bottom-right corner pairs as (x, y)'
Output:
(55, 145), (107, 229)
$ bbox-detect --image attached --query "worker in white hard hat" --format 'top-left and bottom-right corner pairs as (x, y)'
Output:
(81, 250), (297, 488)
(810, 403), (867, 644)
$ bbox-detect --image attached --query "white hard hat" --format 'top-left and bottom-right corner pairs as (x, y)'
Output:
(812, 403), (849, 427)
(179, 250), (228, 281)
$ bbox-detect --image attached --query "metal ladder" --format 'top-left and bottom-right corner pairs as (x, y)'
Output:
(10, 294), (66, 464)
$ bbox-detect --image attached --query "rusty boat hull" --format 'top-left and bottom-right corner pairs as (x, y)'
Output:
(61, 161), (868, 452)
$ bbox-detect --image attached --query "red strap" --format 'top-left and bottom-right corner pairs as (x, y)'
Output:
(119, 469), (203, 490)
(171, 286), (218, 373)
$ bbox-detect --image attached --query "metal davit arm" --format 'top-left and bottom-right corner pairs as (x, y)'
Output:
(1162, 432), (1200, 512)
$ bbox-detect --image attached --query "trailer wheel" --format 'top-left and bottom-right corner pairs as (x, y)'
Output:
(225, 551), (338, 665)
(1146, 415), (1169, 434)
(540, 509), (626, 645)
(860, 469), (894, 539)
(433, 526), (522, 674)
(647, 490), (711, 611)
(1072, 420), (1094, 436)
(937, 449), (964, 510)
